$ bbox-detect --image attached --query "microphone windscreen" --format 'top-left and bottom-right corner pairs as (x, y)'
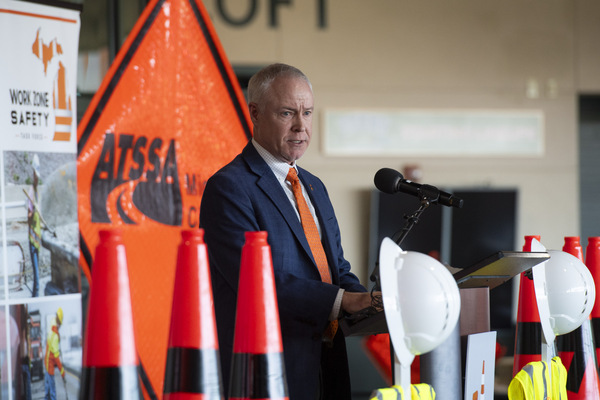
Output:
(374, 168), (404, 194)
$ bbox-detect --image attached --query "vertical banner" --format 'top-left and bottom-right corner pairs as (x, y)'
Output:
(0, 0), (82, 399)
(77, 0), (251, 397)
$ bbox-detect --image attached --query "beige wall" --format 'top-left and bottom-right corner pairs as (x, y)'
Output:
(204, 0), (600, 284)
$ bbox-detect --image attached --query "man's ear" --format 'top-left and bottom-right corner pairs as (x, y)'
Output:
(248, 102), (259, 122)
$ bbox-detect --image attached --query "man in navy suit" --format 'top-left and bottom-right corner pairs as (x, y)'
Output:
(200, 63), (376, 400)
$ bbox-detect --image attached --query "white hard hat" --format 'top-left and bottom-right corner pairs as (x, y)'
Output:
(545, 250), (595, 336)
(380, 238), (461, 357)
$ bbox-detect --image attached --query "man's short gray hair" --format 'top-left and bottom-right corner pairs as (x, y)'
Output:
(247, 63), (312, 105)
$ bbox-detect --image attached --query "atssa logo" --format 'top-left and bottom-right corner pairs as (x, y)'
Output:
(91, 132), (182, 226)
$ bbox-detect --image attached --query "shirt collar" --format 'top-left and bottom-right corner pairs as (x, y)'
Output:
(252, 139), (298, 182)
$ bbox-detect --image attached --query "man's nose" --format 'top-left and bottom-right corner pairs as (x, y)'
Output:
(292, 114), (306, 131)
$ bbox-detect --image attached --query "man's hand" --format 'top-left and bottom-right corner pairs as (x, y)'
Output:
(341, 291), (382, 314)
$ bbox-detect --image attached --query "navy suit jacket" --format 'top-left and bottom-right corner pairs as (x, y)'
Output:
(200, 142), (366, 400)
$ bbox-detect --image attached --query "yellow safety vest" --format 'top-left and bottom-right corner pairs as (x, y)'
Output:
(28, 192), (42, 250)
(369, 383), (436, 400)
(44, 317), (64, 377)
(508, 357), (568, 400)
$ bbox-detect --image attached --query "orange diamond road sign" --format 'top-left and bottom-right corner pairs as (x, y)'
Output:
(77, 0), (251, 397)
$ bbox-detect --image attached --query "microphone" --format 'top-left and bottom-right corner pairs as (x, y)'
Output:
(374, 168), (463, 208)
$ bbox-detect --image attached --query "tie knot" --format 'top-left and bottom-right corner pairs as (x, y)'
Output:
(287, 167), (299, 184)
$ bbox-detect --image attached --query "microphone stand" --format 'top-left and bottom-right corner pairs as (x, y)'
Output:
(391, 198), (431, 247)
(369, 189), (438, 386)
(346, 188), (440, 331)
(370, 185), (439, 291)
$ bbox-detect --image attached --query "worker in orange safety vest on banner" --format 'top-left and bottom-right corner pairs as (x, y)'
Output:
(44, 307), (65, 400)
(508, 357), (568, 399)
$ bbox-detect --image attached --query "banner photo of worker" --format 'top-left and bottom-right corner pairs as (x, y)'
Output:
(2, 151), (79, 299)
(6, 297), (83, 400)
(0, 1), (82, 399)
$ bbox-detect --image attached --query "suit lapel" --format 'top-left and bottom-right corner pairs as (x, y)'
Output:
(241, 144), (317, 265)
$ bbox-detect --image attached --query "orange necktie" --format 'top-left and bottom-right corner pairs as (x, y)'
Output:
(287, 167), (338, 340)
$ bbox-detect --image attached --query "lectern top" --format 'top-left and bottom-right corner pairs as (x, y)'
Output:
(453, 251), (550, 290)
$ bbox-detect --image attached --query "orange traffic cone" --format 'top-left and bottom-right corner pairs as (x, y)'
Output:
(228, 231), (288, 400)
(513, 235), (543, 376)
(362, 334), (421, 385)
(557, 236), (600, 399)
(586, 237), (600, 369)
(163, 229), (223, 399)
(363, 334), (393, 385)
(80, 230), (142, 399)
(564, 236), (585, 260)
